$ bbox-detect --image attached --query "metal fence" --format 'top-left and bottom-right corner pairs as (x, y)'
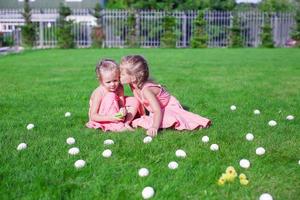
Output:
(0, 9), (296, 48)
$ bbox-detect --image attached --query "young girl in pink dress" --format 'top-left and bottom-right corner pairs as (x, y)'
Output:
(86, 59), (139, 132)
(119, 55), (211, 137)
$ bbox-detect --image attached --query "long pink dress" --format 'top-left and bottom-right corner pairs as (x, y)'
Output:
(86, 86), (139, 132)
(132, 83), (211, 130)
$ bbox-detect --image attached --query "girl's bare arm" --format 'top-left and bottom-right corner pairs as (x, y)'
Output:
(142, 87), (162, 136)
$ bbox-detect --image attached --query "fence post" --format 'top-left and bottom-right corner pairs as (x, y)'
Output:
(182, 11), (187, 47)
(87, 23), (91, 47)
(135, 10), (140, 46)
(39, 21), (43, 48)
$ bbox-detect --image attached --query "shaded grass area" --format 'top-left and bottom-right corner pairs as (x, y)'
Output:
(0, 48), (299, 199)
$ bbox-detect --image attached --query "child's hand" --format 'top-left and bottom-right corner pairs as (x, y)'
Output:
(114, 108), (127, 121)
(119, 107), (127, 116)
(111, 114), (125, 122)
(146, 127), (158, 137)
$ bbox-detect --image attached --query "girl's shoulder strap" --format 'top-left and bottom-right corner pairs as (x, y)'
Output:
(141, 82), (163, 99)
(141, 82), (161, 91)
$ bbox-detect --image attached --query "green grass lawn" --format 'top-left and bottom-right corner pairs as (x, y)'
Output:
(0, 48), (299, 200)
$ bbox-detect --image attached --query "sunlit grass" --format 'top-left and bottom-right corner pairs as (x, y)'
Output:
(0, 48), (299, 199)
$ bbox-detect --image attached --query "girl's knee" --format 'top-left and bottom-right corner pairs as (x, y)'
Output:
(125, 96), (140, 108)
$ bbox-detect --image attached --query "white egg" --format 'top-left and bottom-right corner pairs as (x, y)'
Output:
(246, 133), (254, 141)
(175, 149), (187, 158)
(26, 123), (34, 130)
(102, 149), (112, 158)
(259, 193), (273, 200)
(210, 144), (219, 151)
(286, 115), (294, 120)
(104, 139), (114, 145)
(68, 147), (80, 155)
(268, 120), (277, 127)
(74, 159), (86, 169)
(230, 105), (236, 111)
(201, 135), (209, 143)
(142, 186), (155, 199)
(168, 161), (178, 170)
(254, 109), (261, 115)
(66, 137), (75, 145)
(256, 147), (266, 156)
(138, 168), (149, 177)
(143, 136), (153, 144)
(239, 159), (250, 169)
(298, 160), (300, 165)
(17, 143), (27, 151)
(65, 112), (71, 117)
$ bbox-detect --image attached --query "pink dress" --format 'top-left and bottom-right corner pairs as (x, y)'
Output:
(132, 83), (211, 130)
(86, 86), (139, 132)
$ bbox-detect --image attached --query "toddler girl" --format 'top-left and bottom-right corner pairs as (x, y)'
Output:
(86, 59), (139, 132)
(119, 55), (211, 136)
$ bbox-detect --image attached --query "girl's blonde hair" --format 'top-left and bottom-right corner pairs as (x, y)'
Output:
(120, 55), (149, 89)
(95, 59), (119, 80)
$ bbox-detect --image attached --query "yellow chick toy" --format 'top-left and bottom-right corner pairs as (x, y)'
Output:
(225, 166), (237, 182)
(114, 111), (124, 119)
(218, 177), (225, 186)
(218, 166), (248, 186)
(239, 173), (249, 185)
(240, 179), (249, 185)
(220, 173), (228, 180)
(239, 173), (247, 180)
(226, 166), (237, 175)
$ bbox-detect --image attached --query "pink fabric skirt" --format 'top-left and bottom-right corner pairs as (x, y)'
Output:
(86, 92), (139, 132)
(132, 96), (211, 130)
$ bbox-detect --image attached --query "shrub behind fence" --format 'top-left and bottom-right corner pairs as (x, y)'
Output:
(0, 9), (296, 48)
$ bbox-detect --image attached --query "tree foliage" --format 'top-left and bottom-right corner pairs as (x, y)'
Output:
(105, 0), (298, 11)
(93, 2), (103, 26)
(126, 10), (139, 47)
(259, 0), (293, 12)
(105, 0), (236, 11)
(56, 3), (74, 48)
(230, 13), (243, 48)
(21, 0), (36, 48)
(91, 3), (105, 48)
(260, 13), (274, 48)
(291, 9), (300, 47)
(161, 12), (176, 48)
(190, 10), (208, 48)
(208, 0), (236, 11)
